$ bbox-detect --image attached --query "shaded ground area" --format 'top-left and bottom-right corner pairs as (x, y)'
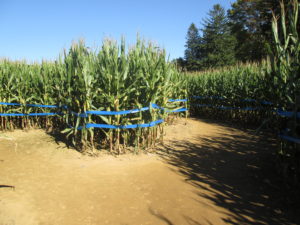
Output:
(0, 118), (299, 225)
(161, 118), (300, 224)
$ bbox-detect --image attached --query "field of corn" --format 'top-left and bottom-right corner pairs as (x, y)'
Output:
(187, 0), (300, 195)
(187, 64), (300, 200)
(0, 0), (298, 196)
(0, 39), (187, 153)
(187, 61), (277, 125)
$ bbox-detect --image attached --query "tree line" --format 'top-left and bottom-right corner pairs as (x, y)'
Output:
(177, 0), (295, 71)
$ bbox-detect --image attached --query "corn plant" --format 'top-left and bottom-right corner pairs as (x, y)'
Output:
(186, 61), (274, 125)
(0, 38), (186, 154)
(270, 0), (300, 191)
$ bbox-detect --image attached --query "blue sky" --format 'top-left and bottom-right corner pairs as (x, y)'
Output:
(0, 0), (233, 62)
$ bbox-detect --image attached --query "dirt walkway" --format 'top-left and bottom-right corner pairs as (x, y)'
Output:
(0, 118), (298, 225)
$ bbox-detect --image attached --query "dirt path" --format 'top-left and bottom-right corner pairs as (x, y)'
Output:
(0, 118), (299, 225)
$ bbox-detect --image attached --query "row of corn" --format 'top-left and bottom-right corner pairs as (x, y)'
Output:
(0, 38), (187, 153)
(186, 0), (300, 193)
(186, 61), (278, 126)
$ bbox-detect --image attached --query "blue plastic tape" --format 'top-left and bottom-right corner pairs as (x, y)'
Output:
(194, 104), (229, 110)
(84, 101), (187, 116)
(168, 99), (188, 102)
(279, 134), (300, 144)
(0, 102), (59, 108)
(151, 103), (163, 110)
(0, 113), (25, 116)
(0, 98), (187, 118)
(276, 110), (300, 118)
(193, 96), (225, 100)
(29, 112), (62, 116)
(26, 104), (59, 108)
(0, 112), (61, 117)
(242, 99), (272, 105)
(80, 104), (187, 117)
(167, 108), (188, 113)
(261, 100), (273, 105)
(194, 104), (261, 111)
(276, 110), (293, 117)
(242, 99), (256, 102)
(0, 102), (21, 106)
(194, 103), (300, 118)
(70, 111), (88, 118)
(193, 96), (206, 99)
(86, 106), (150, 116)
(194, 104), (213, 107)
(242, 107), (260, 111)
(153, 104), (187, 113)
(192, 96), (273, 105)
(85, 119), (164, 129)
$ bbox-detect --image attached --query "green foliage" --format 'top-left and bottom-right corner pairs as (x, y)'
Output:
(187, 62), (267, 100)
(270, 0), (300, 191)
(184, 23), (201, 71)
(269, 0), (300, 108)
(183, 4), (236, 71)
(0, 38), (187, 153)
(182, 0), (297, 69)
(186, 0), (300, 195)
(228, 0), (293, 62)
(228, 0), (269, 61)
(186, 62), (276, 124)
(199, 4), (237, 68)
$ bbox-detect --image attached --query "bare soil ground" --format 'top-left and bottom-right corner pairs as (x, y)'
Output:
(0, 118), (299, 225)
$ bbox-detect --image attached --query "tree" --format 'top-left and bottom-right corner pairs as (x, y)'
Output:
(228, 0), (292, 62)
(198, 4), (236, 68)
(184, 23), (201, 71)
(173, 57), (187, 71)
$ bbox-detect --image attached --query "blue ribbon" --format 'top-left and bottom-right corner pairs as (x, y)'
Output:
(0, 112), (61, 117)
(81, 119), (164, 129)
(193, 103), (300, 118)
(86, 106), (150, 116)
(168, 99), (188, 102)
(261, 100), (273, 105)
(0, 99), (187, 118)
(194, 104), (261, 111)
(151, 103), (187, 113)
(193, 96), (225, 100)
(26, 104), (59, 108)
(166, 108), (188, 113)
(151, 103), (163, 110)
(70, 111), (88, 118)
(81, 104), (187, 116)
(241, 99), (256, 102)
(192, 96), (273, 105)
(0, 102), (21, 106)
(0, 102), (59, 108)
(276, 110), (300, 118)
(279, 134), (300, 144)
(194, 104), (213, 107)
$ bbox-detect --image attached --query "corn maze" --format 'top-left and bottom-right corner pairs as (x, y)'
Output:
(0, 0), (299, 195)
(0, 39), (187, 153)
(186, 0), (300, 192)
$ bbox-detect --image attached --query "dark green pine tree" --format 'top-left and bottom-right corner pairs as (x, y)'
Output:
(228, 0), (295, 62)
(228, 0), (269, 62)
(199, 4), (236, 69)
(184, 23), (201, 71)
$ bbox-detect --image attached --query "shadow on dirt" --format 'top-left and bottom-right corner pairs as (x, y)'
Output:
(46, 129), (74, 150)
(149, 207), (175, 225)
(158, 119), (300, 225)
(0, 185), (15, 190)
